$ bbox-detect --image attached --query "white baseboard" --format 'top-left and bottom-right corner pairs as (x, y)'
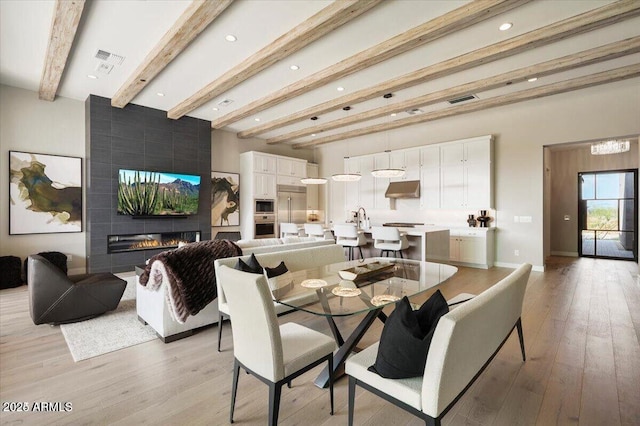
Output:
(550, 251), (579, 257)
(494, 261), (545, 272)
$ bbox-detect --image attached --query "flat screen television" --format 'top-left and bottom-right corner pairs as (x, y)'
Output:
(117, 169), (201, 217)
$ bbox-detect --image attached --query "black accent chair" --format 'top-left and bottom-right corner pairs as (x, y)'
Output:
(0, 256), (23, 289)
(27, 255), (127, 325)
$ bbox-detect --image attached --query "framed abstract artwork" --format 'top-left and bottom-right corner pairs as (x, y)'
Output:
(9, 151), (82, 235)
(211, 171), (240, 227)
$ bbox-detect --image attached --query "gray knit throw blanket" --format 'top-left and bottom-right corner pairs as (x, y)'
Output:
(139, 239), (242, 323)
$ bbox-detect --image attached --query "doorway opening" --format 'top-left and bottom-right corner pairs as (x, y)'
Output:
(578, 169), (637, 260)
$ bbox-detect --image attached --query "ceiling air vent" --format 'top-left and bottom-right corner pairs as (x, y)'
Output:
(448, 94), (477, 104)
(405, 108), (423, 116)
(218, 99), (234, 107)
(94, 49), (125, 66)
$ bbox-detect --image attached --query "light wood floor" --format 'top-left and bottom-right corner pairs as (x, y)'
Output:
(1, 257), (639, 426)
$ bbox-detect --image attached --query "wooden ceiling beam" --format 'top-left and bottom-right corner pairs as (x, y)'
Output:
(222, 0), (529, 132)
(111, 0), (234, 109)
(39, 0), (86, 101)
(244, 0), (640, 138)
(292, 64), (640, 149)
(267, 36), (640, 144)
(167, 0), (382, 120)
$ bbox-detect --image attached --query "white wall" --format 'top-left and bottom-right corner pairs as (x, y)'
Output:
(0, 85), (86, 273)
(317, 78), (640, 270)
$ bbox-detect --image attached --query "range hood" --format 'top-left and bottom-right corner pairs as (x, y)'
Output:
(384, 180), (420, 198)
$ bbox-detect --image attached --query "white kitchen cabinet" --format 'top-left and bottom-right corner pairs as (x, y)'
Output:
(277, 158), (306, 178)
(440, 137), (493, 209)
(305, 163), (319, 210)
(253, 153), (277, 174)
(277, 175), (304, 186)
(449, 228), (494, 269)
(390, 148), (420, 181)
(420, 145), (440, 208)
(254, 172), (276, 199)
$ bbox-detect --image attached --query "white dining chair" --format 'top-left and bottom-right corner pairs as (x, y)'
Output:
(280, 222), (300, 238)
(218, 265), (336, 426)
(372, 226), (409, 258)
(334, 223), (367, 261)
(304, 223), (334, 240)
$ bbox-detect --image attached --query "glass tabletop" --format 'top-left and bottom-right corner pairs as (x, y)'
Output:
(271, 258), (458, 317)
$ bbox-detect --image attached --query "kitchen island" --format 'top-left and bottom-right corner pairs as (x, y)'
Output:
(348, 224), (450, 263)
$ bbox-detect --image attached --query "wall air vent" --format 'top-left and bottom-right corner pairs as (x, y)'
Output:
(405, 108), (423, 116)
(218, 99), (234, 107)
(448, 94), (477, 104)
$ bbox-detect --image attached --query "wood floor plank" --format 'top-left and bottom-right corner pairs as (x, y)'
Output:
(1, 257), (638, 426)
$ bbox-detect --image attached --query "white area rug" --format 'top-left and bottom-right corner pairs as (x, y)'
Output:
(60, 280), (157, 362)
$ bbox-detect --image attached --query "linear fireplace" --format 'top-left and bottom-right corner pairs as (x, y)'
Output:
(107, 231), (201, 254)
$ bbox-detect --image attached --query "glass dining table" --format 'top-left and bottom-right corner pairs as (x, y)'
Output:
(270, 257), (458, 388)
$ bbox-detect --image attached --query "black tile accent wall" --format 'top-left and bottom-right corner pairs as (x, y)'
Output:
(85, 95), (212, 273)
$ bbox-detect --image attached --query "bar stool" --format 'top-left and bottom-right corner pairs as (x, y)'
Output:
(280, 222), (300, 238)
(334, 224), (366, 261)
(372, 226), (409, 258)
(304, 223), (333, 240)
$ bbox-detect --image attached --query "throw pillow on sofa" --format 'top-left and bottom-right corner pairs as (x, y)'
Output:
(368, 290), (449, 379)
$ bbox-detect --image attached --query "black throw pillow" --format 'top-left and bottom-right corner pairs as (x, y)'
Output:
(264, 261), (288, 278)
(368, 290), (449, 379)
(234, 253), (263, 274)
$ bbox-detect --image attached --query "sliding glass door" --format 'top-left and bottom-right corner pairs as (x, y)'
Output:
(578, 170), (637, 260)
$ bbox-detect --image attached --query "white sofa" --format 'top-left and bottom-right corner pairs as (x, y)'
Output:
(345, 263), (532, 424)
(236, 236), (334, 254)
(136, 240), (337, 343)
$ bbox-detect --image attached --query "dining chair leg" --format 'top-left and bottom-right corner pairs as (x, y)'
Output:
(358, 246), (364, 261)
(348, 376), (356, 426)
(268, 383), (282, 426)
(516, 317), (526, 361)
(399, 250), (404, 259)
(230, 359), (240, 423)
(328, 356), (334, 415)
(217, 313), (225, 352)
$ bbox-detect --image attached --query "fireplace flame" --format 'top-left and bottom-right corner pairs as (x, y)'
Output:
(129, 239), (186, 250)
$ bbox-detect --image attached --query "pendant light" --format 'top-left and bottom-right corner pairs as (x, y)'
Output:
(371, 93), (405, 178)
(332, 109), (361, 182)
(590, 139), (630, 155)
(300, 147), (327, 184)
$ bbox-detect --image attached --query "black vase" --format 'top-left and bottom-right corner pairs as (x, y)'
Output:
(477, 210), (491, 228)
(467, 214), (476, 227)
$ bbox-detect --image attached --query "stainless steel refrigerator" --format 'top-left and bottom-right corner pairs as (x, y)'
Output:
(277, 185), (307, 234)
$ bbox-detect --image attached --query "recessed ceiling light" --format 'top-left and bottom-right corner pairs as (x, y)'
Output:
(212, 107), (219, 111)
(499, 22), (513, 31)
(87, 74), (98, 79)
(390, 113), (397, 117)
(528, 77), (538, 82)
(311, 134), (316, 137)
(290, 65), (299, 70)
(156, 92), (165, 97)
(225, 34), (237, 42)
(337, 86), (345, 91)
(254, 118), (260, 122)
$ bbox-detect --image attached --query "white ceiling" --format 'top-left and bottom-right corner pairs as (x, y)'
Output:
(1, 0), (639, 147)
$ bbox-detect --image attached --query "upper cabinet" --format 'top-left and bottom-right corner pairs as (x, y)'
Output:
(277, 157), (306, 178)
(389, 148), (420, 181)
(440, 136), (493, 209)
(253, 153), (277, 174)
(338, 135), (493, 212)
